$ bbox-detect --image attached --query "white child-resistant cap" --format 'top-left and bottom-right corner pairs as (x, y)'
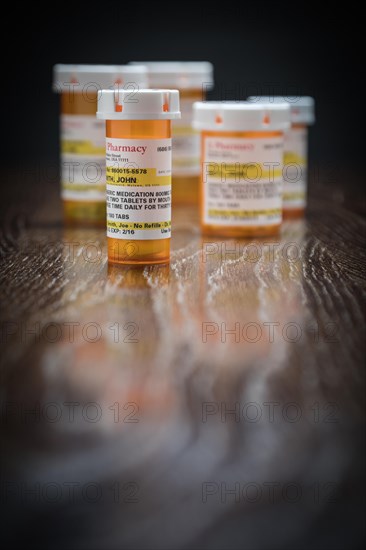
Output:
(192, 102), (291, 132)
(97, 89), (181, 120)
(53, 64), (149, 92)
(247, 96), (315, 125)
(129, 61), (214, 90)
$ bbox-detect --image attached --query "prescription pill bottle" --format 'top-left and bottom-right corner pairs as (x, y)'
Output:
(129, 62), (214, 205)
(97, 89), (180, 265)
(53, 65), (148, 226)
(247, 96), (315, 217)
(193, 102), (291, 238)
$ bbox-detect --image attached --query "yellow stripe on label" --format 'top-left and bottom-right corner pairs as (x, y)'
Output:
(173, 127), (198, 136)
(62, 140), (105, 155)
(284, 152), (306, 165)
(106, 166), (171, 186)
(173, 158), (200, 167)
(206, 164), (283, 180)
(63, 202), (105, 220)
(62, 183), (105, 192)
(283, 192), (306, 200)
(208, 209), (281, 218)
(107, 220), (171, 230)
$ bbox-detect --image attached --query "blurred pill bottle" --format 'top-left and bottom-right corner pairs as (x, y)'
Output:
(193, 101), (291, 237)
(248, 96), (315, 217)
(129, 62), (214, 206)
(53, 64), (148, 226)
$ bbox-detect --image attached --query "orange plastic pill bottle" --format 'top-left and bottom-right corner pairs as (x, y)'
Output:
(53, 65), (148, 226)
(193, 102), (291, 238)
(97, 89), (180, 265)
(248, 96), (315, 217)
(129, 62), (214, 205)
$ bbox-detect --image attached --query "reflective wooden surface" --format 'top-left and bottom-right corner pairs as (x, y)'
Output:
(1, 182), (365, 549)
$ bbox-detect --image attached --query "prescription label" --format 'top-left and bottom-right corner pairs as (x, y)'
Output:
(283, 126), (307, 208)
(106, 138), (172, 240)
(61, 115), (106, 201)
(172, 98), (199, 176)
(202, 135), (284, 226)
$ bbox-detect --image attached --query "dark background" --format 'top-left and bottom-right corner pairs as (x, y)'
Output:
(1, 4), (363, 201)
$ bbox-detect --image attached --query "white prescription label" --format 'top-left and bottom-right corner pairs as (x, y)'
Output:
(202, 135), (284, 226)
(106, 138), (172, 240)
(283, 126), (308, 208)
(172, 97), (199, 176)
(61, 114), (106, 201)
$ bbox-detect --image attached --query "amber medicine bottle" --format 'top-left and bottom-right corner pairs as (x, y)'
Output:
(248, 96), (315, 217)
(193, 102), (291, 238)
(130, 62), (214, 205)
(53, 65), (148, 226)
(97, 89), (180, 265)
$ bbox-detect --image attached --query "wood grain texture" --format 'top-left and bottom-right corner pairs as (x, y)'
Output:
(1, 187), (365, 549)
